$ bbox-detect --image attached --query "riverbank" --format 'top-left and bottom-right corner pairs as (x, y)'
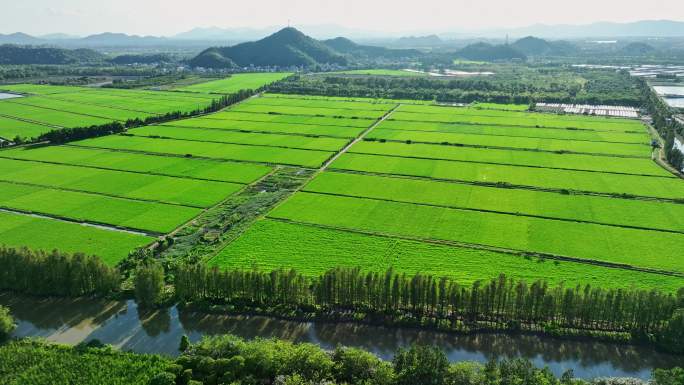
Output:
(1, 292), (682, 380)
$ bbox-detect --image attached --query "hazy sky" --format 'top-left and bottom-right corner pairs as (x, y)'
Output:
(3, 0), (683, 36)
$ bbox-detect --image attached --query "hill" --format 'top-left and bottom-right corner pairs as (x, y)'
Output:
(322, 37), (421, 59)
(190, 27), (347, 69)
(510, 36), (578, 56)
(621, 42), (657, 55)
(0, 45), (105, 65)
(0, 32), (40, 45)
(456, 42), (526, 61)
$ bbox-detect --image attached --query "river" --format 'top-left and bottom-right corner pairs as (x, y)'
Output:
(1, 293), (682, 380)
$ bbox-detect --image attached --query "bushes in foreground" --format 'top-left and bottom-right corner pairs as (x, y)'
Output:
(0, 339), (171, 385)
(0, 305), (15, 341)
(1, 335), (683, 385)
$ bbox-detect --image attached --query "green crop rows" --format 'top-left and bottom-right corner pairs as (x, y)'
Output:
(211, 111), (376, 128)
(332, 153), (684, 200)
(75, 135), (335, 167)
(0, 116), (53, 140)
(211, 219), (684, 291)
(379, 120), (649, 144)
(349, 141), (665, 176)
(0, 157), (242, 208)
(368, 128), (651, 157)
(213, 99), (684, 290)
(0, 181), (201, 233)
(128, 125), (350, 151)
(305, 171), (684, 233)
(0, 145), (271, 184)
(269, 192), (684, 273)
(0, 210), (153, 266)
(162, 117), (365, 138)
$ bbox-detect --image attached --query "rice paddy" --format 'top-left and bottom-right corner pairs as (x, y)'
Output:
(2, 88), (683, 289)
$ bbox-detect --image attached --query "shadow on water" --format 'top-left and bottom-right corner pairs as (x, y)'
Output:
(1, 293), (682, 379)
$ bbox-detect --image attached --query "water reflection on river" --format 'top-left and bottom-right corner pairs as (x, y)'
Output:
(1, 293), (682, 380)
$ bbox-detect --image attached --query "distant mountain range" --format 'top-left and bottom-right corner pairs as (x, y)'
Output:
(189, 28), (421, 69)
(2, 19), (683, 49)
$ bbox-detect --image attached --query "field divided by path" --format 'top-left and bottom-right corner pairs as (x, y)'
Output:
(0, 94), (396, 263)
(215, 99), (684, 290)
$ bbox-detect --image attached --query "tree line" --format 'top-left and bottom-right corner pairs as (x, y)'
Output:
(172, 265), (684, 353)
(0, 247), (118, 296)
(269, 70), (643, 106)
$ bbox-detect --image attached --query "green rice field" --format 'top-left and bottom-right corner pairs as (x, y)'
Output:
(210, 219), (684, 291)
(212, 97), (684, 290)
(0, 145), (271, 184)
(4, 91), (684, 289)
(349, 141), (665, 176)
(0, 210), (153, 266)
(0, 84), (222, 140)
(175, 73), (292, 94)
(74, 135), (335, 167)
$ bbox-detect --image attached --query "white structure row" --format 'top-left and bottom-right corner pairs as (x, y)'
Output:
(535, 103), (639, 118)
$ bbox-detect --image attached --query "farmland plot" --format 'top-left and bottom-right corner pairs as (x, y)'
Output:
(379, 120), (649, 144)
(367, 127), (652, 157)
(0, 116), (53, 140)
(305, 171), (684, 233)
(331, 153), (684, 200)
(269, 192), (684, 273)
(163, 118), (365, 138)
(349, 141), (666, 176)
(230, 103), (389, 119)
(175, 73), (292, 94)
(74, 135), (334, 167)
(209, 111), (376, 128)
(0, 181), (201, 233)
(0, 210), (153, 266)
(0, 158), (242, 208)
(128, 125), (350, 151)
(212, 219), (684, 291)
(0, 145), (271, 184)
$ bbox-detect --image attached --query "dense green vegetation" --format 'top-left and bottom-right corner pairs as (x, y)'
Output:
(270, 68), (642, 106)
(0, 247), (119, 296)
(0, 340), (171, 385)
(4, 336), (684, 385)
(0, 44), (104, 65)
(176, 265), (684, 350)
(0, 306), (14, 341)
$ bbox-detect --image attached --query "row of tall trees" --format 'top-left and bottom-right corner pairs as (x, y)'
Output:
(175, 266), (683, 337)
(0, 247), (119, 296)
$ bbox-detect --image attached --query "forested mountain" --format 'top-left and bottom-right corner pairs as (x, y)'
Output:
(0, 45), (105, 65)
(456, 42), (527, 61)
(510, 36), (577, 56)
(0, 32), (40, 45)
(190, 27), (348, 68)
(621, 42), (657, 55)
(189, 27), (422, 69)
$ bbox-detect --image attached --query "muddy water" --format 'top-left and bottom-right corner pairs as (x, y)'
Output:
(1, 293), (682, 380)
